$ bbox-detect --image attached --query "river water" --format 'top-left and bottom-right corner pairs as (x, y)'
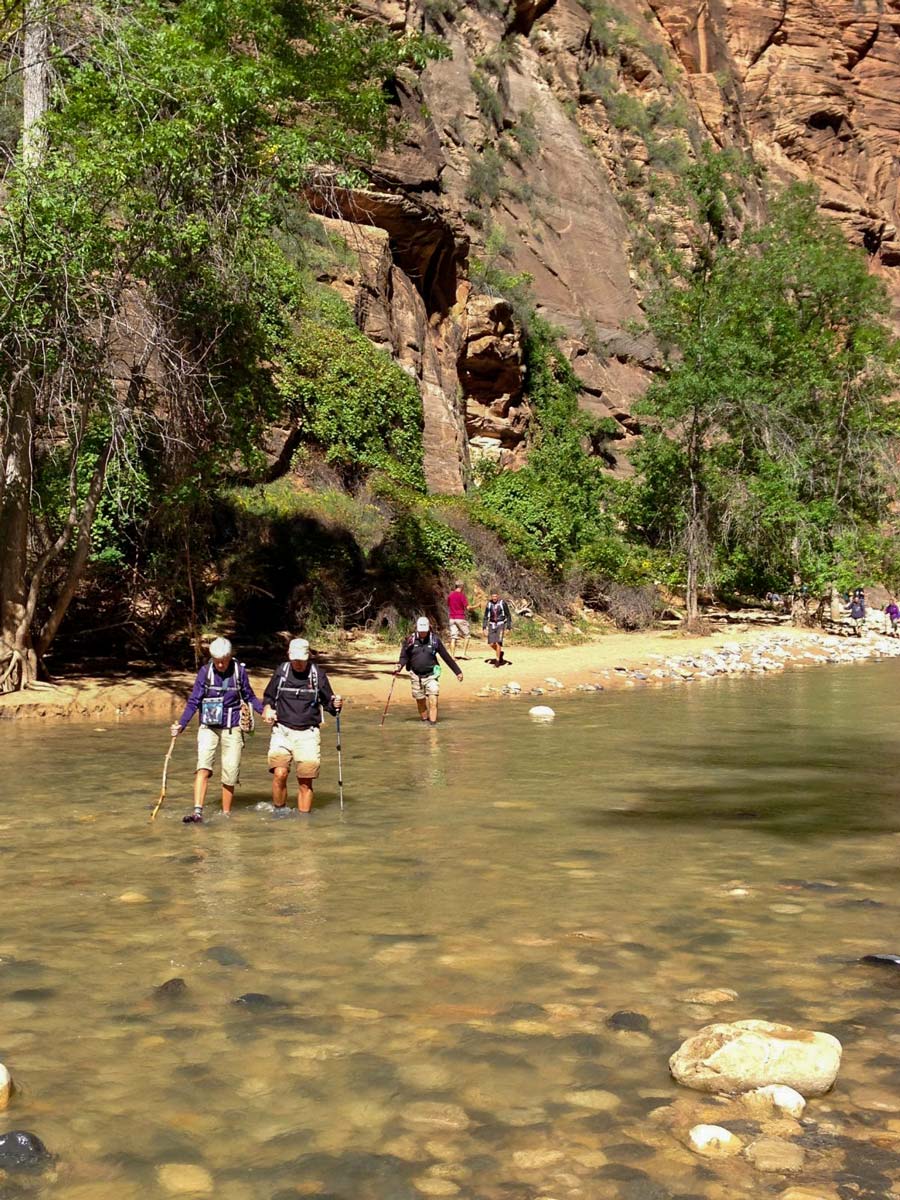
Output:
(4, 662), (900, 1199)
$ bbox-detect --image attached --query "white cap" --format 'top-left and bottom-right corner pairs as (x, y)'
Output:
(288, 637), (310, 660)
(416, 617), (430, 632)
(209, 637), (232, 658)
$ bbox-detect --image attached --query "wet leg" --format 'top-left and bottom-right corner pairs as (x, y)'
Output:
(221, 784), (235, 814)
(297, 779), (314, 813)
(416, 697), (428, 721)
(272, 766), (289, 808)
(427, 695), (438, 724)
(193, 769), (211, 811)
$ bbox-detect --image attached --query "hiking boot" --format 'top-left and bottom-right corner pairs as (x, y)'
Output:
(182, 809), (203, 824)
(272, 805), (290, 818)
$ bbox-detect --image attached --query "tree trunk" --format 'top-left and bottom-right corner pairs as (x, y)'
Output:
(22, 0), (52, 167)
(684, 410), (704, 629)
(0, 380), (38, 689)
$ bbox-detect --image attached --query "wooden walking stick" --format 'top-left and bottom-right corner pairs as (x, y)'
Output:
(150, 736), (177, 821)
(380, 672), (399, 728)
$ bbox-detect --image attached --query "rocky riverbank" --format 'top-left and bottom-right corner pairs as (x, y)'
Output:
(2, 625), (900, 724)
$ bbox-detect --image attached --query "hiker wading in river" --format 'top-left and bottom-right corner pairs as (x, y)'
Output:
(483, 591), (513, 666)
(171, 637), (264, 823)
(262, 638), (343, 814)
(396, 617), (462, 725)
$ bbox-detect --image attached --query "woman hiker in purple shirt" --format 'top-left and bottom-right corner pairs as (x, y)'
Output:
(171, 637), (264, 822)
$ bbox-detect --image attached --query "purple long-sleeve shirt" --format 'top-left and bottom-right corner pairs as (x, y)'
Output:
(177, 662), (264, 730)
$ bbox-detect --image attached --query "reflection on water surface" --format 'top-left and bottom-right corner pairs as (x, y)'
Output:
(3, 661), (900, 1198)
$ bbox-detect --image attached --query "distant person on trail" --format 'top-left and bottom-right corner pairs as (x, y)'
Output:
(447, 582), (471, 659)
(483, 591), (513, 666)
(171, 637), (264, 823)
(885, 599), (900, 636)
(262, 638), (343, 814)
(395, 617), (462, 725)
(849, 595), (866, 636)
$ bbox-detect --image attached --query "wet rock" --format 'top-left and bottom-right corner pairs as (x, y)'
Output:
(742, 1084), (806, 1119)
(678, 988), (738, 1006)
(206, 945), (249, 968)
(0, 1061), (12, 1108)
(528, 706), (555, 720)
(669, 1020), (841, 1097)
(118, 891), (148, 903)
(232, 992), (284, 1009)
(157, 1162), (214, 1194)
(0, 1131), (52, 1171)
(860, 953), (900, 968)
(687, 1124), (743, 1157)
(777, 1188), (840, 1200)
(412, 1179), (459, 1196)
(401, 1101), (471, 1131)
(850, 1085), (900, 1112)
(606, 1010), (650, 1033)
(743, 1136), (805, 1172)
(564, 1087), (620, 1111)
(512, 1148), (565, 1168)
(153, 978), (188, 1001)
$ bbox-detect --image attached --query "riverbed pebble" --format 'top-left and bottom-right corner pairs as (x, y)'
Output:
(743, 1136), (805, 1172)
(402, 1102), (471, 1131)
(512, 1149), (565, 1169)
(564, 1088), (620, 1110)
(117, 891), (148, 904)
(0, 1062), (12, 1108)
(670, 1019), (842, 1096)
(688, 1124), (743, 1157)
(157, 1163), (214, 1194)
(678, 988), (738, 1006)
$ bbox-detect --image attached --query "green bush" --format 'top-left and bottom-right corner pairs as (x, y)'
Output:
(471, 71), (503, 130)
(465, 146), (504, 205)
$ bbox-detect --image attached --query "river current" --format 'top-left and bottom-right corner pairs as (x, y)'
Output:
(3, 661), (900, 1198)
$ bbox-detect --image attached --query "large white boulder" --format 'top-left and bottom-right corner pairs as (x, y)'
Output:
(669, 1020), (841, 1097)
(0, 1063), (11, 1108)
(528, 706), (555, 720)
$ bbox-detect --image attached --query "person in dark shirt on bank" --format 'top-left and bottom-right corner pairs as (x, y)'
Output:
(262, 637), (343, 814)
(395, 616), (462, 725)
(483, 591), (513, 666)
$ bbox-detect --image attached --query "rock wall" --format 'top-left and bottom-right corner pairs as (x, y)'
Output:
(313, 0), (900, 492)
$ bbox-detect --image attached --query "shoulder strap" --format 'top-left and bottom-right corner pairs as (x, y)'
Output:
(206, 662), (215, 688)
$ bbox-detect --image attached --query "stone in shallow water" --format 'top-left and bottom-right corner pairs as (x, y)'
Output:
(512, 1149), (564, 1169)
(412, 1178), (459, 1196)
(677, 988), (738, 1006)
(669, 1020), (841, 1097)
(0, 1061), (12, 1108)
(743, 1136), (805, 1172)
(850, 1085), (900, 1112)
(687, 1124), (743, 1157)
(206, 945), (249, 968)
(232, 992), (284, 1009)
(156, 1163), (214, 1194)
(0, 1130), (51, 1171)
(742, 1084), (806, 1119)
(401, 1102), (471, 1131)
(606, 1010), (651, 1033)
(563, 1087), (620, 1111)
(153, 977), (188, 1001)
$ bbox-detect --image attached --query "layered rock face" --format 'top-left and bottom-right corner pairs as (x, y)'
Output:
(649, 0), (900, 308)
(315, 0), (899, 492)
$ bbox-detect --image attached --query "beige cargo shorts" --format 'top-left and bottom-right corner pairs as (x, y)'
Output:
(267, 724), (321, 779)
(196, 725), (244, 786)
(410, 672), (440, 701)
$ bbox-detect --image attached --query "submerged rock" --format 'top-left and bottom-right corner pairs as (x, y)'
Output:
(153, 977), (188, 1001)
(742, 1084), (806, 1119)
(743, 1136), (805, 1172)
(206, 945), (249, 968)
(669, 1020), (841, 1097)
(678, 988), (738, 1006)
(0, 1130), (52, 1171)
(606, 1010), (651, 1033)
(232, 992), (284, 1009)
(157, 1162), (214, 1194)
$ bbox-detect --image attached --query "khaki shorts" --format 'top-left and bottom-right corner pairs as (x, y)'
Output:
(410, 672), (440, 701)
(196, 725), (244, 787)
(267, 724), (321, 778)
(449, 618), (470, 639)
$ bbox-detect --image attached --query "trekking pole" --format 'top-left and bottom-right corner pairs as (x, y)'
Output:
(150, 736), (177, 821)
(336, 710), (344, 811)
(379, 672), (398, 728)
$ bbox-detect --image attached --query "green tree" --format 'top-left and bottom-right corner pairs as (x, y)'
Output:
(633, 183), (900, 623)
(0, 0), (436, 688)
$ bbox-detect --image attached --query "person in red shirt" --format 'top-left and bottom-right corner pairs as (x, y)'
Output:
(447, 582), (471, 659)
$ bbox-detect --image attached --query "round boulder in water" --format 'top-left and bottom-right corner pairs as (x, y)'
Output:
(0, 1061), (12, 1108)
(0, 1130), (52, 1171)
(528, 705), (555, 721)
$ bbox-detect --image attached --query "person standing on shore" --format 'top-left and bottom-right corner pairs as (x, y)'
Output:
(171, 637), (264, 823)
(885, 598), (900, 636)
(447, 581), (471, 660)
(262, 638), (342, 814)
(849, 593), (866, 636)
(483, 591), (513, 667)
(396, 617), (462, 725)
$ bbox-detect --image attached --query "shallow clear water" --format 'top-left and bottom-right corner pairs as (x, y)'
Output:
(4, 662), (900, 1199)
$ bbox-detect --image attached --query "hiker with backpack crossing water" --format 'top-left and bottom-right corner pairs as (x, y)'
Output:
(483, 591), (513, 667)
(395, 617), (463, 725)
(170, 637), (264, 823)
(262, 638), (343, 814)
